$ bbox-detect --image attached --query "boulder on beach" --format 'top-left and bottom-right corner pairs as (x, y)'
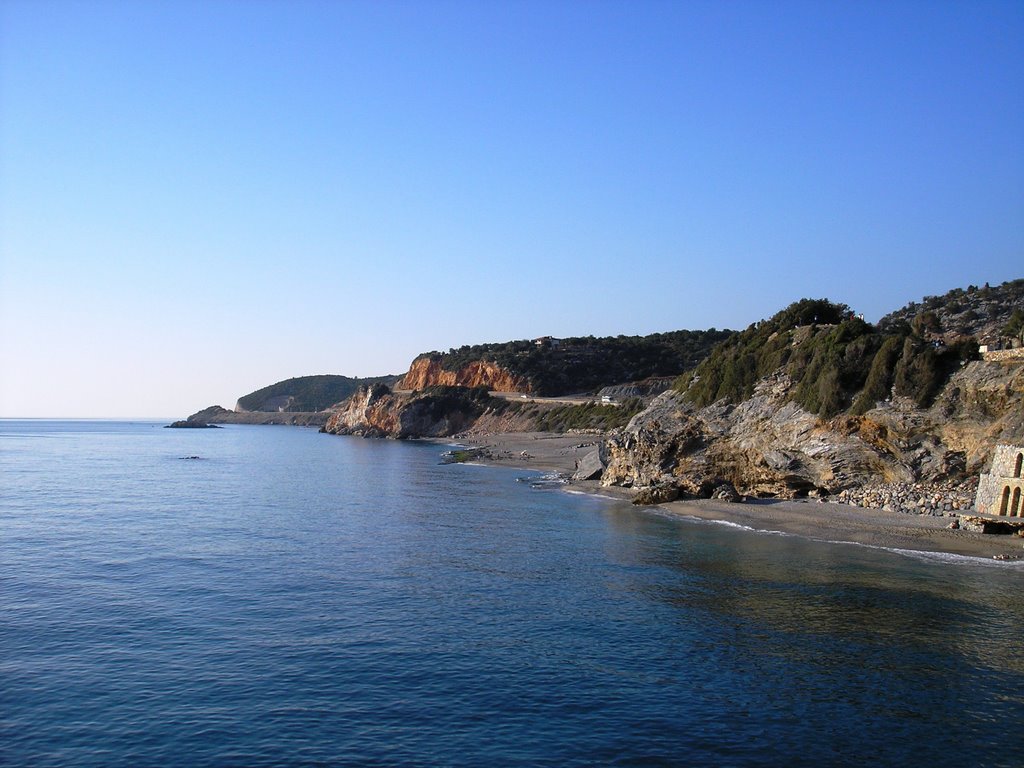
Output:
(632, 486), (680, 505)
(572, 449), (605, 481)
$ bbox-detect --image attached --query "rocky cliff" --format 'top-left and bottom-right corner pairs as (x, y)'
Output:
(322, 384), (502, 439)
(601, 359), (1024, 499)
(398, 357), (530, 393)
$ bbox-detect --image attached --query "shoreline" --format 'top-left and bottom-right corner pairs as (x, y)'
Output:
(437, 431), (1024, 563)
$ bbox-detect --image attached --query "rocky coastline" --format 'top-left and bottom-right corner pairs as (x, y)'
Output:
(170, 281), (1024, 561)
(437, 431), (1024, 562)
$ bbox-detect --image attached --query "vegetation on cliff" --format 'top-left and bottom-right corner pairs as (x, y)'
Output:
(414, 329), (733, 397)
(530, 398), (646, 433)
(878, 278), (1024, 343)
(406, 385), (497, 422)
(676, 298), (980, 418)
(1004, 309), (1024, 344)
(236, 374), (401, 412)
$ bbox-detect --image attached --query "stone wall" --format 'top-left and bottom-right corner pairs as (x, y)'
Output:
(832, 478), (977, 517)
(981, 348), (1024, 363)
(974, 444), (1024, 516)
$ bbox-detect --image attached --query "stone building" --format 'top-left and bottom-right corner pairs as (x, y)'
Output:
(975, 445), (1024, 517)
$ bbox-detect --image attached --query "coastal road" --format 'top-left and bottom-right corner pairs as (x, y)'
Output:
(391, 389), (620, 407)
(488, 391), (620, 407)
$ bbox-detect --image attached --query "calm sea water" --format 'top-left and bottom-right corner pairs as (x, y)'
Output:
(2, 420), (1023, 767)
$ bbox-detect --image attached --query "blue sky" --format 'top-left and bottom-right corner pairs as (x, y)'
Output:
(1, 0), (1022, 417)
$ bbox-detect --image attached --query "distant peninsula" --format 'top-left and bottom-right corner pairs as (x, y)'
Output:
(165, 419), (221, 429)
(175, 374), (404, 428)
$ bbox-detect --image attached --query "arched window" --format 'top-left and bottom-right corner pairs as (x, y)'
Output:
(1015, 452), (1023, 478)
(999, 486), (1011, 515)
(1012, 488), (1022, 517)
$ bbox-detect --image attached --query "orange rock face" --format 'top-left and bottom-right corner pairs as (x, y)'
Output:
(323, 385), (402, 436)
(398, 357), (530, 393)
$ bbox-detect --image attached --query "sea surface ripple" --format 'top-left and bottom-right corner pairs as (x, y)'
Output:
(2, 421), (1023, 767)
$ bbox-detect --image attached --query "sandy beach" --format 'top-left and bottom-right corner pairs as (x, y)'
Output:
(443, 431), (1024, 562)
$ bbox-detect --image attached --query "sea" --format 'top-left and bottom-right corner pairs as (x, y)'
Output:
(2, 420), (1023, 767)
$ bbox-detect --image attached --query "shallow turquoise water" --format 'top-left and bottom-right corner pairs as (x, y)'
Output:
(2, 421), (1022, 766)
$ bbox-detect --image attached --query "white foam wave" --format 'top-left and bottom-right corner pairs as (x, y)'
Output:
(552, 484), (1024, 569)
(854, 545), (1024, 568)
(626, 503), (1023, 568)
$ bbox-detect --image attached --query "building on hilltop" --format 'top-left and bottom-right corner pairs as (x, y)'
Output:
(534, 336), (562, 349)
(974, 445), (1024, 517)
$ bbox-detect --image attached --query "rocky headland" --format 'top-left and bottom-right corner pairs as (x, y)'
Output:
(180, 405), (331, 427)
(166, 419), (221, 429)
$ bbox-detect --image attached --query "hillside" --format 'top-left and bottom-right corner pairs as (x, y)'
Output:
(236, 374), (402, 413)
(878, 278), (1024, 345)
(676, 298), (978, 418)
(601, 281), (1024, 500)
(402, 329), (734, 396)
(184, 405), (331, 427)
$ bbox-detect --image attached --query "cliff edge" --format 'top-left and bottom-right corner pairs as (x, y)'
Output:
(399, 357), (530, 393)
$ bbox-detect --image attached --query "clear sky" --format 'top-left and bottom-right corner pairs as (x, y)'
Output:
(1, 0), (1022, 418)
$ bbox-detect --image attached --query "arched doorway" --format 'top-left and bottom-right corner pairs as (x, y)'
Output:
(1012, 487), (1022, 517)
(999, 486), (1011, 515)
(1015, 452), (1023, 478)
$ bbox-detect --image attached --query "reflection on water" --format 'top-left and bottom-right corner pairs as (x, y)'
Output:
(600, 503), (1024, 667)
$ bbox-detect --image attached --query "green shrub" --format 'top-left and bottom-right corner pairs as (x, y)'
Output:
(892, 337), (978, 407)
(850, 335), (904, 414)
(533, 398), (645, 433)
(680, 297), (979, 418)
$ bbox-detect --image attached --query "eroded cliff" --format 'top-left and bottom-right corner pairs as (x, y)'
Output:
(399, 357), (531, 393)
(322, 384), (501, 439)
